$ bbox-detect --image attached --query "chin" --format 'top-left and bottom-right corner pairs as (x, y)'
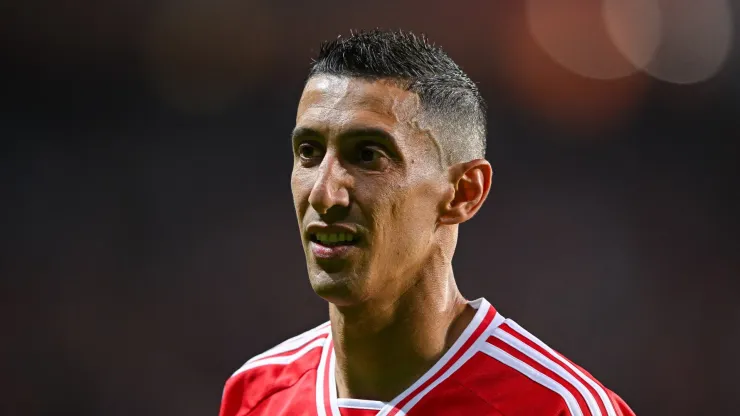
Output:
(309, 270), (366, 307)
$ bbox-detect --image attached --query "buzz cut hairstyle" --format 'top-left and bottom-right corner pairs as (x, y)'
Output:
(308, 29), (487, 166)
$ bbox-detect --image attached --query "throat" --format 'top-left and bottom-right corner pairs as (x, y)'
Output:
(334, 332), (450, 403)
(331, 298), (474, 402)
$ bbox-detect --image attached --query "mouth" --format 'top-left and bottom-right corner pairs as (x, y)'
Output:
(305, 224), (363, 261)
(309, 232), (361, 248)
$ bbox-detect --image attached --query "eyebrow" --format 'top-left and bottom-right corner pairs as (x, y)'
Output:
(290, 127), (322, 142)
(291, 126), (397, 146)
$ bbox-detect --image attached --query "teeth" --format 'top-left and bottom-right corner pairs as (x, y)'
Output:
(315, 232), (356, 244)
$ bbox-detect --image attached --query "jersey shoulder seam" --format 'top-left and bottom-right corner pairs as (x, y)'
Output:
(231, 322), (330, 377)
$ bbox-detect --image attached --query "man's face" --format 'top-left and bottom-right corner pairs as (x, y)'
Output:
(291, 75), (449, 306)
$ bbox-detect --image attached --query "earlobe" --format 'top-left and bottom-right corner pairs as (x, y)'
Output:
(438, 159), (492, 225)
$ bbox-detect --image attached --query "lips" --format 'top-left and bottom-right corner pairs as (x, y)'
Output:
(306, 223), (363, 259)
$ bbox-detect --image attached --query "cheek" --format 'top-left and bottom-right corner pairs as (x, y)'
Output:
(291, 170), (313, 215)
(399, 182), (444, 233)
(374, 184), (438, 236)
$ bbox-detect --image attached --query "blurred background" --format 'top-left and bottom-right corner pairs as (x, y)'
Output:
(1, 0), (738, 415)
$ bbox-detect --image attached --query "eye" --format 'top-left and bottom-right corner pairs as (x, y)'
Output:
(355, 143), (389, 169)
(359, 147), (378, 162)
(297, 142), (324, 162)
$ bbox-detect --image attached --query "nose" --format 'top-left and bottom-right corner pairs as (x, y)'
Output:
(308, 152), (351, 215)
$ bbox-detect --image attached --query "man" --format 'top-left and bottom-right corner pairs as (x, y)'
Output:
(220, 30), (635, 416)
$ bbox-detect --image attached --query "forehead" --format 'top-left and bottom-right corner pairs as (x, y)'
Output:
(296, 75), (422, 135)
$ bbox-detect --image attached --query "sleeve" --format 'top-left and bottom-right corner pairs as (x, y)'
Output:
(219, 374), (247, 416)
(608, 390), (636, 416)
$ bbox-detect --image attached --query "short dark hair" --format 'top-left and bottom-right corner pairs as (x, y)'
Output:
(308, 29), (487, 166)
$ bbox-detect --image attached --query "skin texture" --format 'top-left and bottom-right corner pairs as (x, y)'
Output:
(291, 74), (492, 401)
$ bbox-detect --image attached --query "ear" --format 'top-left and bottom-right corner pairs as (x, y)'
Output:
(438, 159), (492, 225)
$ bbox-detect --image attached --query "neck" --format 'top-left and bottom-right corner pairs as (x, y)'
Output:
(329, 267), (474, 402)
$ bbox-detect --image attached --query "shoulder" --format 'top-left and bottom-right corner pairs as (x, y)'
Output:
(463, 316), (635, 416)
(219, 321), (331, 416)
(231, 320), (331, 376)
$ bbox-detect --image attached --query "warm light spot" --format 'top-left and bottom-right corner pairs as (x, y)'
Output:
(492, 4), (650, 136)
(642, 0), (734, 84)
(527, 0), (642, 79)
(602, 0), (663, 71)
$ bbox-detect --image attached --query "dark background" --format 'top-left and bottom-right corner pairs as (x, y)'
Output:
(2, 1), (738, 415)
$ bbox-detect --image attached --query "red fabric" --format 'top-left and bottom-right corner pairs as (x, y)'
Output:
(385, 306), (497, 416)
(219, 345), (323, 416)
(499, 323), (607, 416)
(219, 302), (636, 416)
(487, 337), (591, 415)
(339, 408), (381, 416)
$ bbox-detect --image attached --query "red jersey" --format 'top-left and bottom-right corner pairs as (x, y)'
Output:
(220, 298), (635, 416)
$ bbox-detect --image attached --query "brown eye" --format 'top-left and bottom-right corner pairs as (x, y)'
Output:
(360, 147), (377, 162)
(298, 142), (323, 160)
(355, 143), (389, 170)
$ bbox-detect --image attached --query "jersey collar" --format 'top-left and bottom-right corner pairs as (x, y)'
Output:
(316, 298), (504, 416)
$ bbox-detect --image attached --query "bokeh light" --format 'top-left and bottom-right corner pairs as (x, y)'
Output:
(492, 2), (650, 136)
(602, 0), (663, 73)
(642, 0), (734, 84)
(528, 0), (734, 85)
(527, 0), (644, 79)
